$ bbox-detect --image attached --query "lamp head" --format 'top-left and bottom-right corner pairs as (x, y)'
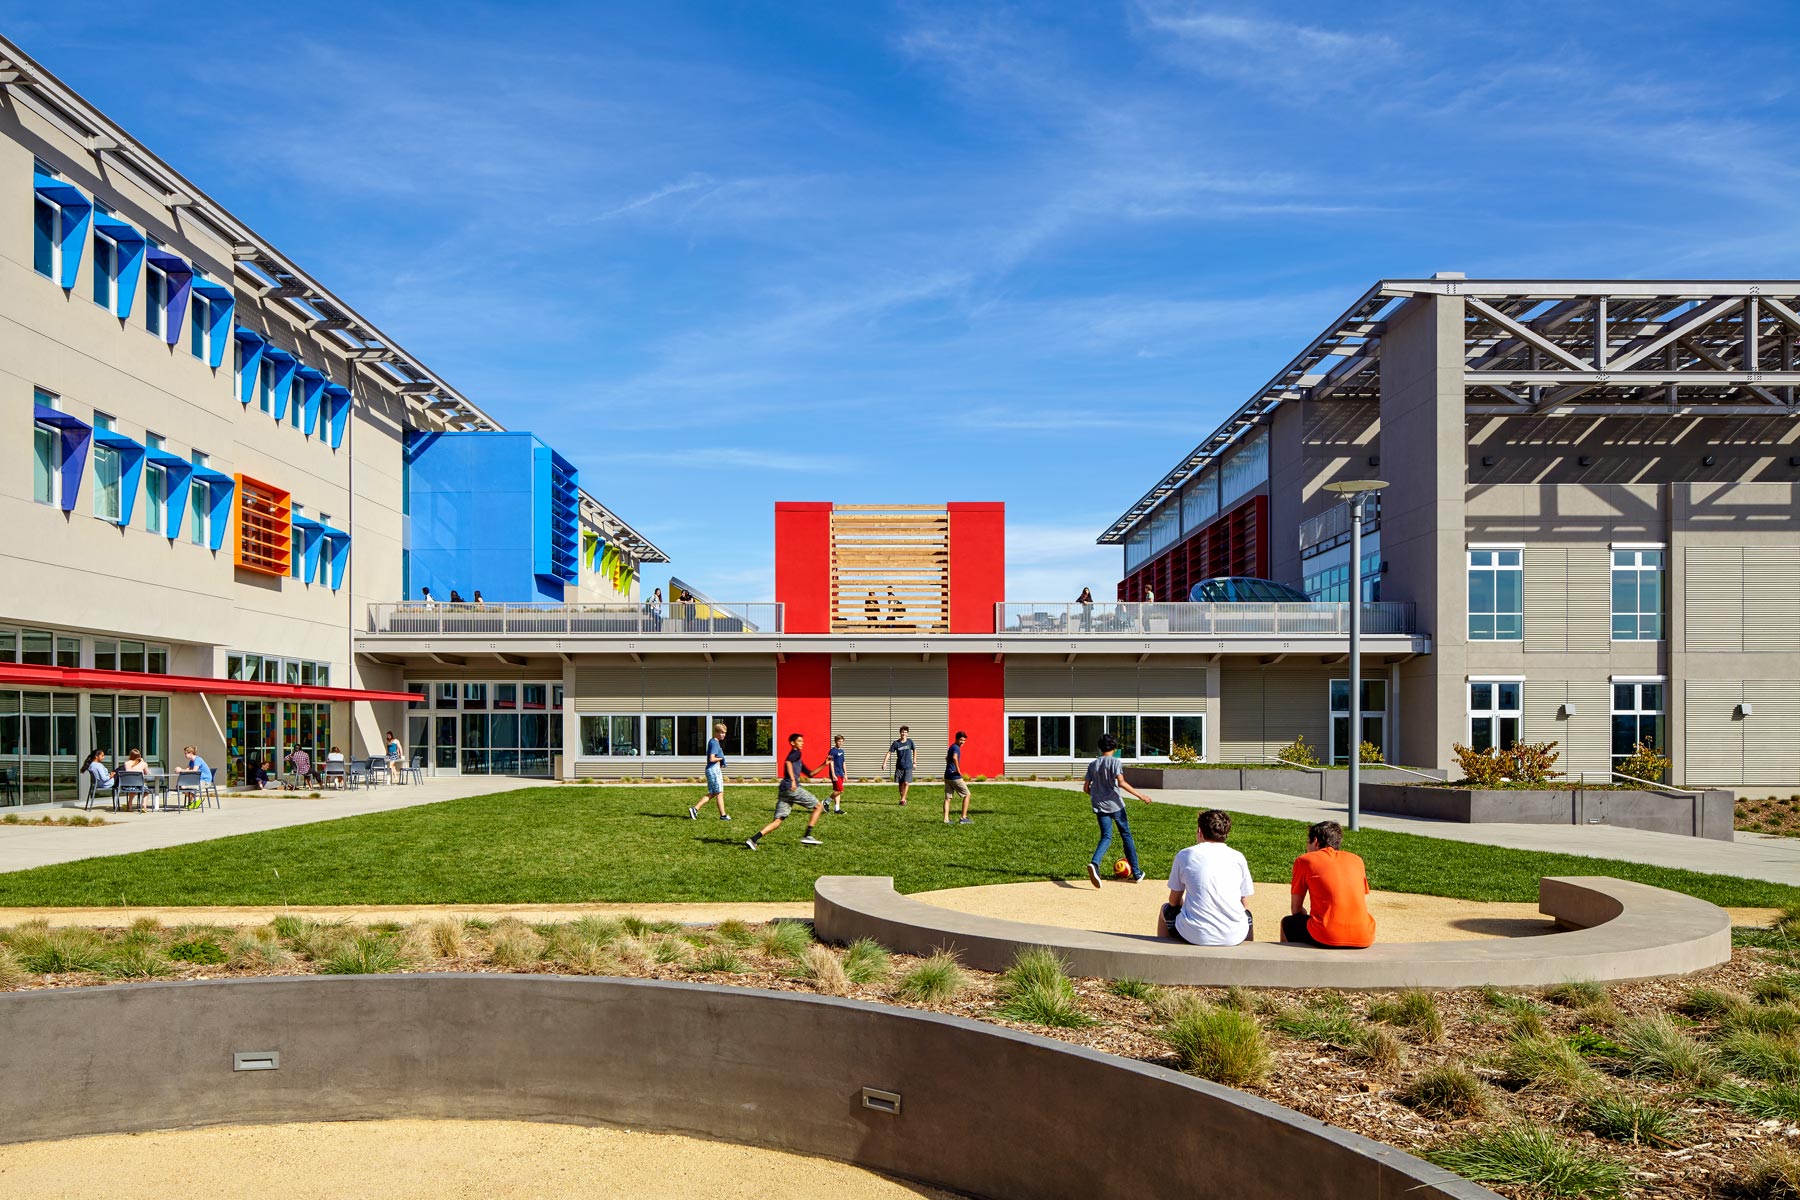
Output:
(1323, 479), (1389, 494)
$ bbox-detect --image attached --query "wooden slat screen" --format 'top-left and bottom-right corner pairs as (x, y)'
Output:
(830, 505), (950, 632)
(234, 474), (292, 577)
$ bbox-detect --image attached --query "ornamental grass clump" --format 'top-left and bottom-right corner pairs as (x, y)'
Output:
(1701, 1080), (1800, 1123)
(1498, 1032), (1601, 1092)
(486, 920), (545, 969)
(715, 919), (757, 947)
(1541, 979), (1607, 1008)
(996, 947), (1092, 1029)
(10, 924), (109, 975)
(1613, 1014), (1723, 1087)
(1396, 1065), (1493, 1119)
(1719, 1029), (1800, 1083)
(1368, 989), (1444, 1042)
(798, 944), (851, 996)
(1106, 976), (1156, 1001)
(1679, 985), (1752, 1021)
(895, 951), (969, 1005)
(758, 920), (813, 961)
(102, 943), (170, 980)
(1161, 1002), (1270, 1087)
(318, 933), (409, 976)
(841, 938), (891, 985)
(1426, 1124), (1627, 1199)
(0, 946), (28, 990)
(1569, 1090), (1692, 1147)
(690, 945), (747, 974)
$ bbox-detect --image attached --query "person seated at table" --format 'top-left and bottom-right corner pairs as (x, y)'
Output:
(326, 745), (346, 763)
(83, 749), (115, 802)
(448, 590), (465, 605)
(384, 731), (403, 781)
(289, 747), (315, 786)
(1159, 809), (1255, 946)
(1282, 820), (1377, 949)
(245, 755), (271, 791)
(180, 745), (213, 806)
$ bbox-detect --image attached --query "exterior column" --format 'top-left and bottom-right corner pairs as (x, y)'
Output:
(773, 502), (833, 633)
(776, 654), (833, 763)
(561, 657), (579, 780)
(947, 502), (1006, 633)
(1379, 293), (1466, 772)
(947, 656), (1005, 777)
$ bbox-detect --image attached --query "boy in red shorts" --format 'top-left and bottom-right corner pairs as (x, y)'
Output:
(825, 733), (847, 815)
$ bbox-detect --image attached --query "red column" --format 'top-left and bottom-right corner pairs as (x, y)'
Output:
(774, 502), (833, 633)
(776, 654), (833, 770)
(947, 501), (1005, 634)
(947, 655), (1006, 777)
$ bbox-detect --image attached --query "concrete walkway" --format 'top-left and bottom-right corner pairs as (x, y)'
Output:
(1020, 781), (1800, 888)
(0, 776), (542, 875)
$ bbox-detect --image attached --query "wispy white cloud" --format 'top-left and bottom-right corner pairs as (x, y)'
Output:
(1134, 4), (1400, 88)
(583, 173), (719, 222)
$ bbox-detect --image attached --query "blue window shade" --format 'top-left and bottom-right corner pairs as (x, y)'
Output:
(191, 466), (236, 553)
(234, 327), (268, 404)
(91, 210), (146, 318)
(92, 430), (147, 526)
(319, 524), (351, 591)
(144, 448), (194, 540)
(143, 245), (193, 347)
(33, 404), (91, 512)
(189, 279), (236, 369)
(324, 384), (351, 449)
(532, 446), (580, 587)
(297, 368), (327, 435)
(292, 514), (326, 583)
(32, 172), (92, 290)
(264, 348), (298, 420)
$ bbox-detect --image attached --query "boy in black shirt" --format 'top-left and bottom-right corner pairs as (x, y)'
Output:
(747, 732), (825, 849)
(943, 731), (971, 825)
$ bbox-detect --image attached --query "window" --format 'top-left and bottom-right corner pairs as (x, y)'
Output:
(56, 636), (80, 668)
(290, 503), (305, 579)
(1611, 680), (1665, 778)
(146, 645), (168, 674)
(95, 640), (117, 671)
(1468, 680), (1522, 753)
(144, 433), (167, 535)
(1006, 714), (1183, 760)
(710, 715), (774, 758)
(33, 388), (62, 507)
(1467, 547), (1523, 640)
(289, 377), (304, 428)
(1329, 679), (1387, 765)
(144, 261), (168, 338)
(580, 715), (641, 756)
(189, 451), (210, 545)
(92, 412), (121, 523)
(1611, 548), (1664, 641)
(189, 294), (210, 361)
(92, 231), (118, 310)
(258, 358), (275, 414)
(1137, 715), (1205, 759)
(33, 191), (60, 279)
(20, 630), (53, 665)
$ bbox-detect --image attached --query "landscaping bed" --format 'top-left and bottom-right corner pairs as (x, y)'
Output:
(1362, 782), (1736, 841)
(1737, 795), (1800, 839)
(4, 910), (1800, 1199)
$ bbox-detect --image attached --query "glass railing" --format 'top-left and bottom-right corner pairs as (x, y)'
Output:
(367, 602), (782, 635)
(996, 601), (1417, 636)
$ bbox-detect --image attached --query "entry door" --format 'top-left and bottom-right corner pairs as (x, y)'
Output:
(434, 715), (459, 771)
(1329, 679), (1388, 765)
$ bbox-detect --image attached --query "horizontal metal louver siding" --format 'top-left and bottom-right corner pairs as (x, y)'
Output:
(1682, 680), (1743, 786)
(891, 666), (949, 778)
(1744, 548), (1800, 653)
(1683, 547), (1743, 653)
(573, 667), (642, 714)
(1523, 547), (1568, 653)
(1072, 665), (1138, 710)
(1262, 668), (1330, 763)
(1563, 680), (1613, 781)
(1219, 668), (1264, 761)
(1565, 548), (1612, 653)
(642, 666), (710, 712)
(833, 667), (896, 783)
(1522, 680), (1566, 747)
(707, 665), (777, 711)
(1137, 667), (1208, 710)
(1744, 681), (1800, 787)
(1005, 664), (1073, 710)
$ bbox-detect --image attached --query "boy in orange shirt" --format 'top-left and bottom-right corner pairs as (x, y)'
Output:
(1281, 820), (1376, 948)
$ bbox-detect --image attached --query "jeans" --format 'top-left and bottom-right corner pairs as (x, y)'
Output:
(1090, 807), (1139, 876)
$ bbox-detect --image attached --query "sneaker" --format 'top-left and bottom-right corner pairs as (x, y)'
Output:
(1130, 872), (1145, 883)
(800, 835), (823, 846)
(687, 805), (700, 821)
(832, 805), (843, 814)
(1086, 862), (1103, 888)
(745, 838), (759, 851)
(958, 817), (972, 825)
(720, 813), (732, 821)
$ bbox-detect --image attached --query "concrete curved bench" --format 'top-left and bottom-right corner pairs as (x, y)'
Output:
(0, 976), (1494, 1200)
(814, 875), (1731, 990)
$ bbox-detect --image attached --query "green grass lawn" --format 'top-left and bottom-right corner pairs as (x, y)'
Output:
(0, 783), (1794, 909)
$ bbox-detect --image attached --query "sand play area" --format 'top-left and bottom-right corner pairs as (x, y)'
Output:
(0, 1120), (962, 1200)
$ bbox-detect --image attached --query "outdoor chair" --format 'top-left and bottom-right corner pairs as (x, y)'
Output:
(174, 770), (204, 810)
(83, 771), (119, 812)
(322, 761), (350, 790)
(364, 757), (391, 786)
(115, 770), (151, 812)
(346, 759), (370, 788)
(405, 753), (425, 785)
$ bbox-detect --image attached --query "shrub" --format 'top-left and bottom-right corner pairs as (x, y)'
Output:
(1615, 739), (1669, 784)
(1169, 739), (1200, 764)
(1719, 1030), (1800, 1082)
(1454, 744), (1511, 787)
(1368, 990), (1443, 1043)
(1106, 976), (1156, 1001)
(1701, 1080), (1800, 1122)
(1499, 1032), (1600, 1092)
(757, 920), (813, 961)
(841, 938), (891, 985)
(1276, 735), (1319, 767)
(1358, 739), (1385, 765)
(1424, 1124), (1627, 1200)
(798, 944), (850, 995)
(1613, 1015), (1723, 1087)
(1679, 985), (1752, 1021)
(1161, 1003), (1269, 1087)
(166, 936), (228, 965)
(896, 951), (969, 1005)
(1509, 740), (1562, 784)
(103, 944), (170, 979)
(1568, 1025), (1626, 1058)
(690, 946), (747, 974)
(318, 934), (408, 975)
(1542, 980), (1606, 1008)
(1396, 1065), (1492, 1119)
(1570, 1090), (1691, 1147)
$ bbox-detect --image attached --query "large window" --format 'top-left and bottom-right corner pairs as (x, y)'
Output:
(574, 711), (773, 760)
(1611, 547), (1664, 641)
(189, 294), (211, 361)
(33, 192), (60, 280)
(1467, 547), (1523, 641)
(33, 388), (62, 507)
(1467, 679), (1522, 752)
(1329, 679), (1387, 765)
(92, 412), (121, 523)
(1006, 713), (1202, 761)
(189, 450), (210, 545)
(258, 358), (276, 414)
(89, 694), (170, 767)
(1611, 680), (1665, 778)
(144, 433), (167, 535)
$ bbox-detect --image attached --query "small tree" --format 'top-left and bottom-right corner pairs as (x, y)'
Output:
(1277, 734), (1320, 767)
(1359, 740), (1385, 765)
(1169, 738), (1200, 764)
(1453, 743), (1510, 787)
(1507, 741), (1562, 784)
(1616, 739), (1669, 783)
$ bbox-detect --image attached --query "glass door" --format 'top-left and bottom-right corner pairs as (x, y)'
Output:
(435, 715), (459, 771)
(1330, 679), (1388, 765)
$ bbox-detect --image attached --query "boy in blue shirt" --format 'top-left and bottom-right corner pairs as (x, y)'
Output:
(943, 731), (971, 824)
(746, 733), (825, 849)
(825, 734), (846, 815)
(689, 721), (732, 821)
(882, 726), (917, 807)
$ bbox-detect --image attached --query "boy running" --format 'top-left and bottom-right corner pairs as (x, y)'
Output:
(688, 721), (731, 821)
(746, 732), (825, 850)
(943, 731), (971, 824)
(825, 733), (847, 814)
(882, 725), (917, 806)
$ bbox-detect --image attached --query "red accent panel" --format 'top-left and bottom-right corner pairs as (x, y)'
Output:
(947, 501), (1006, 633)
(0, 662), (413, 703)
(947, 655), (1005, 777)
(774, 502), (834, 633)
(1116, 492), (1270, 602)
(776, 653), (833, 766)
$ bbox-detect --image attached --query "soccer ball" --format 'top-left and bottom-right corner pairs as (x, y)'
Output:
(1113, 859), (1134, 879)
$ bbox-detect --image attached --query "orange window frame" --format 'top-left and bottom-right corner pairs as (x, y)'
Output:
(233, 473), (292, 576)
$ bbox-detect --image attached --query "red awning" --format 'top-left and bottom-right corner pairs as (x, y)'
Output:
(0, 662), (415, 703)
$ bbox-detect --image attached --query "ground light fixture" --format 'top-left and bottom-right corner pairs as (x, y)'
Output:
(1322, 479), (1388, 832)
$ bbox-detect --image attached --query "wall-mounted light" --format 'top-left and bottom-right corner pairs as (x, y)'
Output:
(1559, 702), (1578, 718)
(1703, 455), (1717, 466)
(1481, 455), (1496, 467)
(1368, 455), (1380, 468)
(1737, 702), (1754, 718)
(1577, 456), (1592, 467)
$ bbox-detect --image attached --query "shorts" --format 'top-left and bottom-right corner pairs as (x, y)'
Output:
(705, 764), (725, 794)
(774, 786), (821, 820)
(831, 775), (845, 795)
(1280, 914), (1365, 948)
(1162, 904), (1253, 945)
(894, 768), (914, 784)
(945, 777), (970, 800)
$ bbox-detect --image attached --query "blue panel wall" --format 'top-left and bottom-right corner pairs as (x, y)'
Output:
(404, 431), (569, 603)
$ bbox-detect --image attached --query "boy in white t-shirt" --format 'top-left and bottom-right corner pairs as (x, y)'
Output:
(1159, 809), (1255, 946)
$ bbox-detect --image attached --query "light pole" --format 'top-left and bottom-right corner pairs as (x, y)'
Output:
(1323, 479), (1387, 832)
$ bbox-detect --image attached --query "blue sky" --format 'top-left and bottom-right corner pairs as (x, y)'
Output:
(12, 3), (1797, 601)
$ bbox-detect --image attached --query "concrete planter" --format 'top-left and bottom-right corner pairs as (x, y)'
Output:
(1362, 783), (1735, 841)
(1124, 765), (1437, 804)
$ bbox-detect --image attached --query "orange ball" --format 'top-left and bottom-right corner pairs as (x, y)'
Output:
(1113, 859), (1134, 879)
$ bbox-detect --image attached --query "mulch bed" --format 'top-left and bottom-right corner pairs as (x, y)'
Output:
(1737, 794), (1800, 839)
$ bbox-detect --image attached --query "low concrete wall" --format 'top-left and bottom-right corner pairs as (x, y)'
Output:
(1124, 765), (1445, 803)
(0, 976), (1494, 1200)
(1362, 784), (1735, 841)
(814, 875), (1732, 990)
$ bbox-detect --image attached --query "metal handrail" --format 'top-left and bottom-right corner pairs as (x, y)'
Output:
(1364, 762), (1440, 781)
(1260, 754), (1324, 775)
(995, 601), (1418, 637)
(367, 601), (783, 635)
(1606, 769), (1701, 797)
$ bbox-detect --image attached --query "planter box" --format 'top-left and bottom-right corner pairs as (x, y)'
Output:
(1122, 766), (1440, 804)
(1361, 783), (1734, 841)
